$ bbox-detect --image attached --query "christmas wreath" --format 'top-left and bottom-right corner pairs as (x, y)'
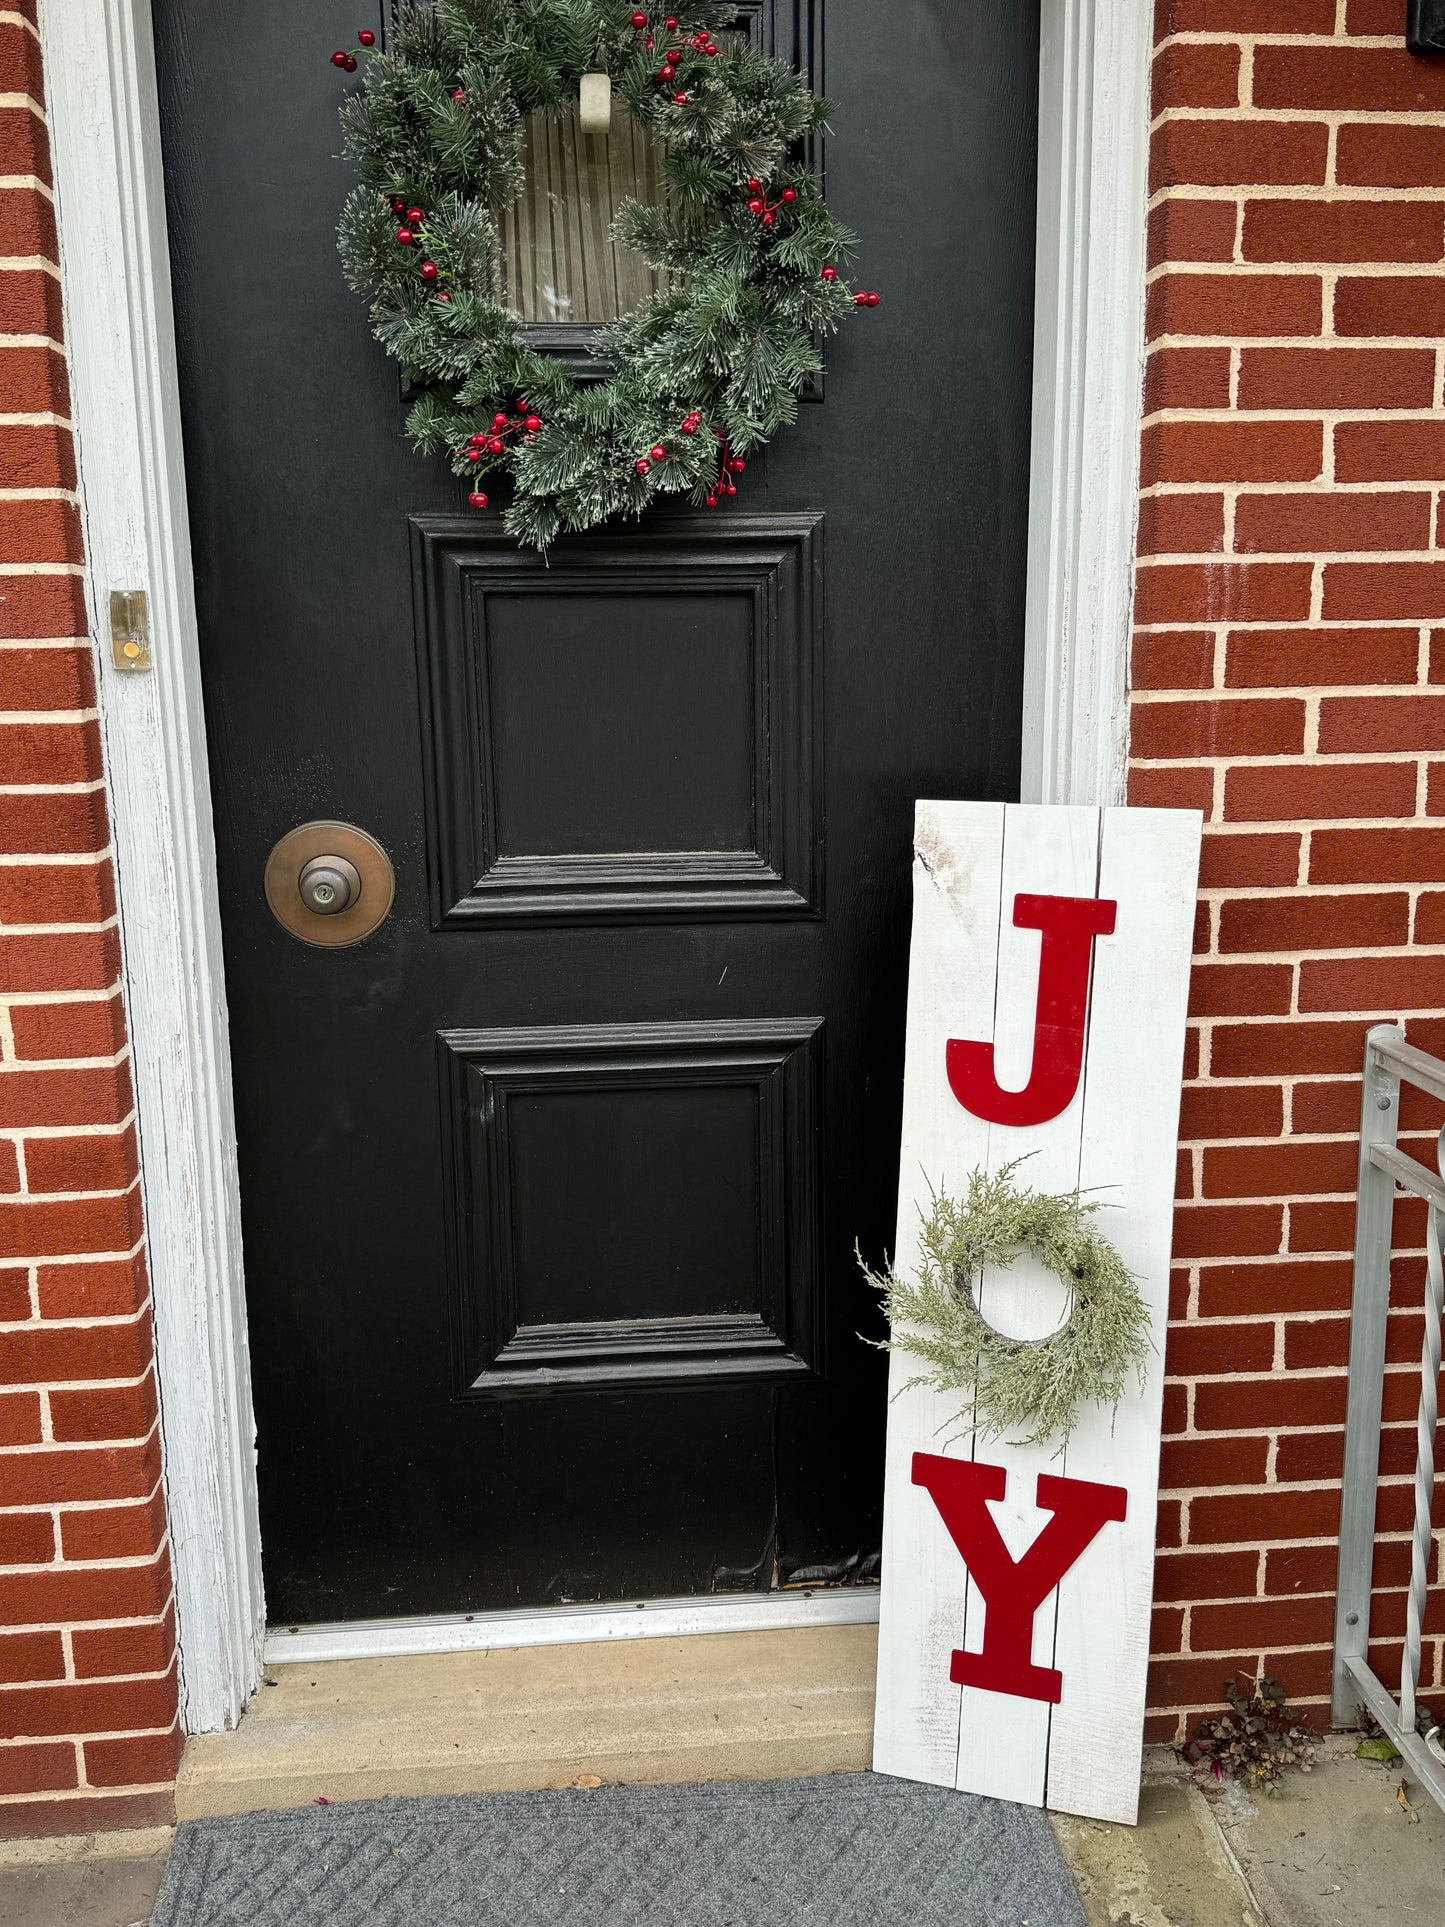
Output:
(859, 1164), (1151, 1452)
(329, 1), (877, 549)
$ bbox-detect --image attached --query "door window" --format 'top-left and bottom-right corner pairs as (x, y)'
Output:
(500, 103), (668, 324)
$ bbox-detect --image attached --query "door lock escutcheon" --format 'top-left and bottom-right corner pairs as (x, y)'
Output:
(264, 821), (394, 946)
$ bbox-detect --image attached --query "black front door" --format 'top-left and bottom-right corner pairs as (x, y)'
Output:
(153, 0), (1039, 1624)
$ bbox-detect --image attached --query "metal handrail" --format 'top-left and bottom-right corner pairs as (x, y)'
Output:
(1332, 1024), (1445, 1813)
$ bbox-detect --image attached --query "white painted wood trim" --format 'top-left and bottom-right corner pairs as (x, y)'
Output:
(1020, 0), (1153, 807)
(38, 0), (264, 1734)
(266, 1590), (882, 1666)
(38, 0), (1154, 1713)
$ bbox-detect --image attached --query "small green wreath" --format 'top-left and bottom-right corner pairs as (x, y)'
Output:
(331, 1), (876, 549)
(859, 1162), (1151, 1452)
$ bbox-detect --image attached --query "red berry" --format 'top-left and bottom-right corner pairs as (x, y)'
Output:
(821, 265), (837, 281)
(468, 491), (488, 508)
(747, 197), (764, 215)
(706, 492), (718, 507)
(866, 291), (880, 306)
(470, 432), (487, 445)
(391, 197), (406, 213)
(658, 64), (675, 81)
(854, 291), (868, 306)
(680, 420), (697, 436)
(452, 88), (467, 101)
(665, 13), (677, 24)
(524, 415), (542, 432)
(330, 50), (349, 68)
(705, 45), (718, 54)
(357, 29), (376, 46)
(407, 206), (424, 223)
(420, 261), (439, 281)
(673, 91), (689, 104)
(635, 458), (650, 474)
(342, 54), (358, 71)
(467, 449), (483, 462)
(746, 178), (761, 192)
(493, 412), (508, 427)
(396, 228), (414, 246)
(650, 444), (667, 461)
(730, 458), (745, 472)
(666, 47), (682, 61)
(630, 9), (647, 23)
(725, 482), (737, 495)
(437, 291), (452, 302)
(487, 437), (505, 454)
(760, 210), (775, 225)
(782, 188), (796, 203)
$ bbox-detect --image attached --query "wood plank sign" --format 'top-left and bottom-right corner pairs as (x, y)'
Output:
(872, 801), (1202, 1825)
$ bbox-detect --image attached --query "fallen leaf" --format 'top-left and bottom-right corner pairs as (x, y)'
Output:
(569, 1774), (603, 1789)
(1355, 1736), (1399, 1764)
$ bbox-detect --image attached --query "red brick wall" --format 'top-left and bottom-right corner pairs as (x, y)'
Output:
(1141, 0), (1445, 1742)
(0, 2), (180, 1837)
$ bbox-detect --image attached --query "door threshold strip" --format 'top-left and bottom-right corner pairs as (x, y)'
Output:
(264, 1587), (881, 1665)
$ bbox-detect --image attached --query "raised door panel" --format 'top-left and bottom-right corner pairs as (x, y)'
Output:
(440, 1019), (824, 1394)
(411, 515), (824, 922)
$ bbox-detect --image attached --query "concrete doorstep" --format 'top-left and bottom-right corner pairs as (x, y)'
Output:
(178, 1623), (877, 1815)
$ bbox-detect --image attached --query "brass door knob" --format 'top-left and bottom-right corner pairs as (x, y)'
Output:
(297, 854), (361, 916)
(265, 821), (394, 946)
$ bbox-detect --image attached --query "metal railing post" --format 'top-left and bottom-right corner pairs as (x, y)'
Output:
(1331, 1024), (1404, 1727)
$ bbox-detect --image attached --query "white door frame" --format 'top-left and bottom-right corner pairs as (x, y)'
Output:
(37, 0), (1151, 1734)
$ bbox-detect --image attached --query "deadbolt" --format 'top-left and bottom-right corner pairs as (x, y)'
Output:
(264, 821), (394, 946)
(298, 854), (361, 916)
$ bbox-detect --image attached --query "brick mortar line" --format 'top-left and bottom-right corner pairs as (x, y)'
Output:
(0, 1431), (161, 1460)
(0, 1780), (179, 1804)
(1141, 481), (1445, 496)
(1131, 760), (1445, 782)
(0, 1372), (154, 1398)
(0, 991), (123, 1009)
(0, 638), (102, 651)
(3, 1485), (164, 1516)
(0, 1314), (155, 1339)
(0, 1553), (171, 1581)
(1136, 619), (1434, 631)
(0, 785), (114, 800)
(1154, 33), (1398, 52)
(0, 710), (98, 726)
(0, 851), (116, 867)
(0, 1671), (178, 1697)
(1146, 406), (1445, 423)
(1139, 549), (1445, 563)
(1151, 177), (1445, 208)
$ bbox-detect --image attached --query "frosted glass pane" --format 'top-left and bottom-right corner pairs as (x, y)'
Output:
(501, 103), (669, 325)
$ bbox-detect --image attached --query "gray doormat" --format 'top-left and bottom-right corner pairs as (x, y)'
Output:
(150, 1774), (1086, 1926)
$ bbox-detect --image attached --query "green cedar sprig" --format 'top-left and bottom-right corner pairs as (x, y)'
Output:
(858, 1163), (1152, 1454)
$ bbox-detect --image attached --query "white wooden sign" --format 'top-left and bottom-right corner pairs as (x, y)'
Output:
(872, 801), (1201, 1825)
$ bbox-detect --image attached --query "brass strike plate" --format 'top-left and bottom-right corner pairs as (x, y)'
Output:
(110, 589), (152, 673)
